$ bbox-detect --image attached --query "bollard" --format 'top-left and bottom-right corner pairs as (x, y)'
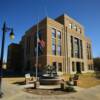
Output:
(34, 81), (40, 89)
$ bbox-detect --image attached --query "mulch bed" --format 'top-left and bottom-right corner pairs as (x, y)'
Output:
(24, 88), (76, 95)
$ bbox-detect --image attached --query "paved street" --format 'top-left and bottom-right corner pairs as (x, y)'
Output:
(1, 79), (100, 100)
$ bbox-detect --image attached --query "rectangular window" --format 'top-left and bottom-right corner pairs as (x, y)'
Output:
(74, 38), (79, 58)
(52, 28), (56, 55)
(71, 36), (74, 57)
(52, 44), (56, 55)
(90, 65), (92, 70)
(57, 45), (61, 55)
(89, 64), (93, 70)
(52, 28), (56, 38)
(72, 24), (77, 30)
(88, 65), (91, 70)
(87, 44), (89, 59)
(57, 31), (61, 39)
(89, 44), (92, 59)
(52, 62), (57, 72)
(58, 39), (61, 46)
(72, 62), (75, 72)
(80, 40), (83, 58)
(91, 65), (94, 70)
(68, 23), (72, 29)
(77, 28), (81, 33)
(52, 38), (56, 45)
(87, 43), (92, 60)
(58, 63), (62, 72)
(82, 63), (84, 71)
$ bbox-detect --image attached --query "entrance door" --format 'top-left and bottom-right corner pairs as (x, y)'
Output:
(52, 62), (57, 74)
(76, 62), (81, 73)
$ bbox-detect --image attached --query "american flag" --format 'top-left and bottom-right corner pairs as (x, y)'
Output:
(39, 40), (45, 48)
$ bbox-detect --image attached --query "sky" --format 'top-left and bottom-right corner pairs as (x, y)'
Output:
(0, 0), (100, 61)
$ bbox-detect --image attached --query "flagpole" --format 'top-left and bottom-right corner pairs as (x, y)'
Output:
(36, 17), (39, 81)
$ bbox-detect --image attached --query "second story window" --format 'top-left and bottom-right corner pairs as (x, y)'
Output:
(80, 40), (83, 58)
(72, 62), (75, 72)
(77, 28), (81, 33)
(52, 38), (56, 45)
(68, 23), (72, 29)
(52, 28), (56, 38)
(58, 39), (61, 46)
(57, 31), (61, 56)
(71, 36), (74, 57)
(52, 44), (56, 55)
(82, 63), (84, 71)
(52, 28), (56, 55)
(57, 45), (61, 56)
(74, 38), (79, 58)
(87, 43), (92, 59)
(72, 24), (77, 30)
(57, 31), (61, 39)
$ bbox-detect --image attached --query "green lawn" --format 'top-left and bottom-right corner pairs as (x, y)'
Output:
(61, 73), (100, 88)
(3, 72), (100, 88)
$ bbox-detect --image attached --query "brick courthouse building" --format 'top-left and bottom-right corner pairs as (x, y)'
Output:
(7, 14), (94, 74)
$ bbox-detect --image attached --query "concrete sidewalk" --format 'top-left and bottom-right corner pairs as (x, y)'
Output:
(1, 80), (100, 100)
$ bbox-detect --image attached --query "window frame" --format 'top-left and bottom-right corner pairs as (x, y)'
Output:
(52, 28), (56, 38)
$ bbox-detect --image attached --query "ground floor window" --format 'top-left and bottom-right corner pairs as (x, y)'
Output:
(76, 62), (81, 73)
(91, 64), (94, 70)
(82, 63), (84, 71)
(88, 65), (91, 70)
(52, 62), (57, 71)
(72, 62), (75, 72)
(88, 64), (93, 70)
(58, 63), (62, 72)
(91, 65), (94, 70)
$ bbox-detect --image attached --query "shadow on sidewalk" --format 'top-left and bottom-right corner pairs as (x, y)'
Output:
(2, 70), (24, 78)
(12, 81), (25, 85)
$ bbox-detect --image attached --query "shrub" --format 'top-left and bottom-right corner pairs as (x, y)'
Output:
(93, 57), (100, 71)
(65, 86), (76, 92)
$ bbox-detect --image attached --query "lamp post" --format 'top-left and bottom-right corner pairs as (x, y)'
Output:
(0, 22), (15, 98)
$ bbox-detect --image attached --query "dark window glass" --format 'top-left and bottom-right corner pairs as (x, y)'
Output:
(52, 62), (57, 72)
(82, 63), (84, 71)
(52, 29), (56, 38)
(71, 36), (74, 57)
(57, 31), (61, 39)
(72, 62), (75, 72)
(80, 40), (83, 58)
(58, 63), (62, 71)
(88, 65), (91, 70)
(52, 44), (56, 55)
(74, 38), (79, 58)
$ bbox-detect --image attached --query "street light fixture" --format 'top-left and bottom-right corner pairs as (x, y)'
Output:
(10, 29), (15, 40)
(0, 22), (15, 98)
